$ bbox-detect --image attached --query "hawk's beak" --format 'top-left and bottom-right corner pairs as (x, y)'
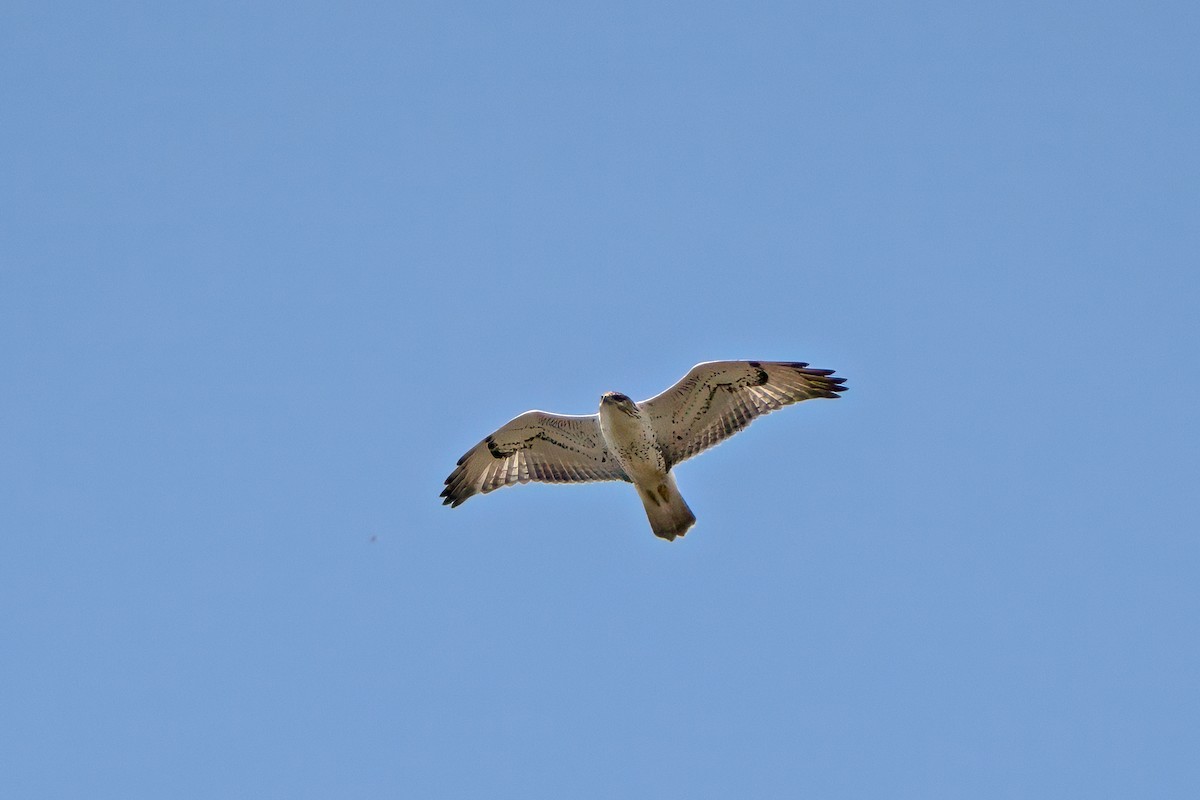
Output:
(601, 393), (627, 412)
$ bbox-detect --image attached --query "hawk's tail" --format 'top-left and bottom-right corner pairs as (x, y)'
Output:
(639, 475), (696, 541)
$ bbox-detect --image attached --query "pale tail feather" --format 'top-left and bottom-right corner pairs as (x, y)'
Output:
(638, 475), (696, 541)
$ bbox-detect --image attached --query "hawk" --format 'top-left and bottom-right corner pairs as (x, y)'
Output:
(441, 360), (847, 540)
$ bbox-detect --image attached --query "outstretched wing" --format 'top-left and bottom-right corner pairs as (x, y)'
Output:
(441, 411), (629, 507)
(641, 360), (847, 467)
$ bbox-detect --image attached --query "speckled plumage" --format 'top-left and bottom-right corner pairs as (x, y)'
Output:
(441, 360), (847, 540)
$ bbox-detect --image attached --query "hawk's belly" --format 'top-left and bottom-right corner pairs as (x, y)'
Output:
(598, 404), (667, 486)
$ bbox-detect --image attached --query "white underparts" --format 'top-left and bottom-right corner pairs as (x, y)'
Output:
(598, 400), (666, 485)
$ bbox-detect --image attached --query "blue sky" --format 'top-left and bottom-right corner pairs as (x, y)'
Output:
(2, 1), (1197, 797)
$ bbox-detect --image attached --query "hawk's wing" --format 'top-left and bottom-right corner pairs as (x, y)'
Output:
(441, 411), (629, 507)
(641, 361), (847, 468)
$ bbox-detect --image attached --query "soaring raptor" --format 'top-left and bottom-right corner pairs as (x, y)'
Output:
(441, 360), (847, 540)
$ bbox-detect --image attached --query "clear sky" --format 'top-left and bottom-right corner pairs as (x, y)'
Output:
(2, 2), (1197, 797)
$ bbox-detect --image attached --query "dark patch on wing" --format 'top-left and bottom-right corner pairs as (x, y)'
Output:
(747, 361), (770, 385)
(489, 429), (585, 460)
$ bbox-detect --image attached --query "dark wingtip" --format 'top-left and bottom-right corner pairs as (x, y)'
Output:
(826, 380), (848, 397)
(440, 481), (463, 506)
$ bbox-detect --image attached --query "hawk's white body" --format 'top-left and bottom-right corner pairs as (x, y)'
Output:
(598, 392), (695, 539)
(597, 393), (665, 485)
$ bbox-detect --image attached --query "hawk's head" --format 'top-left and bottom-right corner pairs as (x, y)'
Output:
(600, 392), (638, 416)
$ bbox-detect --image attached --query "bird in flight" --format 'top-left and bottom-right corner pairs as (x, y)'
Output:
(441, 360), (847, 541)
